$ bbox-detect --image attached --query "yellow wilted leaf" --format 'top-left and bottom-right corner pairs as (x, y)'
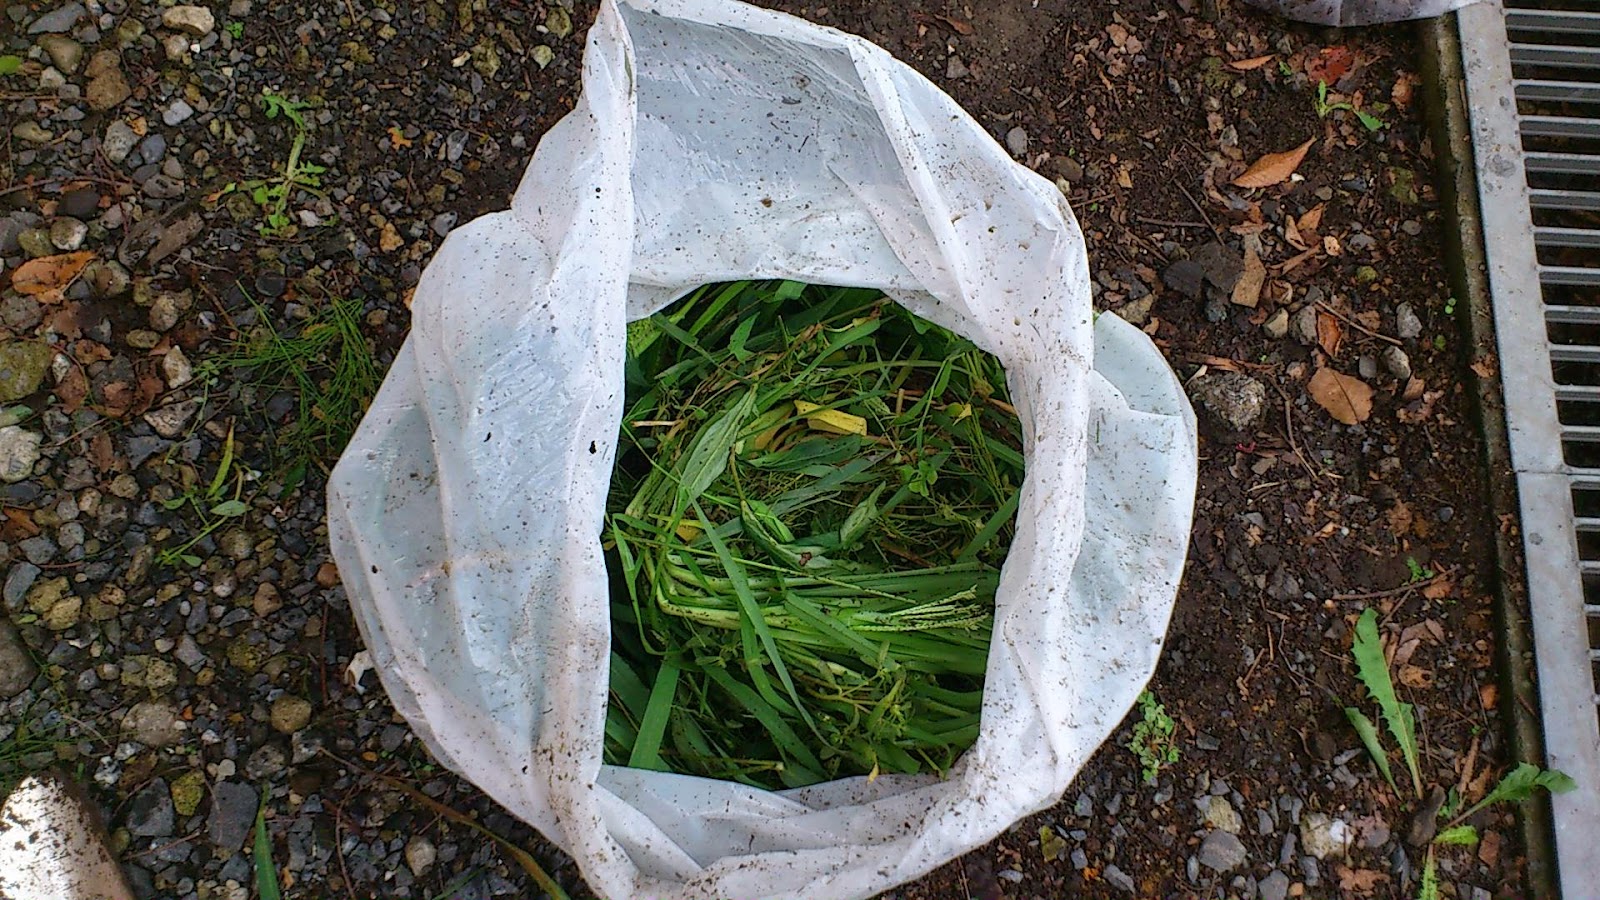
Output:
(11, 251), (94, 297)
(794, 399), (867, 436)
(674, 520), (703, 542)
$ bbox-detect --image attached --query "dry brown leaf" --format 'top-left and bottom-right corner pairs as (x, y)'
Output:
(1470, 355), (1498, 378)
(1386, 499), (1413, 535)
(1228, 54), (1274, 71)
(1421, 575), (1453, 600)
(1234, 138), (1315, 189)
(935, 13), (974, 35)
(1306, 46), (1355, 83)
(1232, 241), (1265, 308)
(55, 367), (88, 414)
(1317, 313), (1343, 357)
(1116, 166), (1134, 189)
(1335, 866), (1389, 895)
(11, 251), (94, 297)
(1323, 234), (1342, 257)
(1392, 73), (1418, 109)
(88, 432), (117, 472)
(1298, 203), (1326, 234)
(1399, 665), (1434, 689)
(1308, 367), (1373, 425)
(1479, 831), (1503, 868)
(1402, 377), (1426, 402)
(1480, 683), (1499, 711)
(1, 508), (41, 542)
(1285, 215), (1306, 250)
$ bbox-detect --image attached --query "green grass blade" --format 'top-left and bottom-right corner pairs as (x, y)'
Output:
(1351, 608), (1421, 798)
(674, 391), (755, 518)
(627, 661), (680, 771)
(253, 801), (281, 900)
(701, 664), (824, 776)
(1344, 707), (1396, 792)
(956, 485), (1020, 563)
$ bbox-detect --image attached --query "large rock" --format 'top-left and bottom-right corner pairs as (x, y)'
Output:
(1300, 812), (1351, 860)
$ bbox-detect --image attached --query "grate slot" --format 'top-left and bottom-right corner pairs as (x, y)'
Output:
(1517, 80), (1600, 104)
(1548, 306), (1600, 325)
(1523, 115), (1600, 138)
(1531, 188), (1600, 210)
(1541, 266), (1600, 286)
(1512, 44), (1600, 70)
(1506, 9), (1600, 35)
(1537, 226), (1600, 247)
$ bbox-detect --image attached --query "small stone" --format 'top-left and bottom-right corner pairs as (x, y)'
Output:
(226, 637), (265, 673)
(49, 217), (88, 251)
(162, 98), (195, 126)
(125, 330), (162, 350)
(1400, 219), (1423, 236)
(149, 290), (192, 331)
(1187, 371), (1267, 432)
(1358, 354), (1379, 381)
(59, 188), (99, 219)
(1263, 308), (1289, 339)
(253, 583), (283, 617)
(170, 770), (206, 817)
(244, 743), (287, 780)
(86, 64), (131, 111)
(1104, 864), (1135, 894)
(1052, 155), (1084, 183)
(1382, 345), (1412, 382)
(143, 657), (178, 693)
(1258, 869), (1290, 900)
(1006, 126), (1029, 157)
(1162, 259), (1205, 299)
(270, 695), (313, 734)
(405, 835), (437, 876)
(1291, 304), (1320, 346)
(1206, 795), (1244, 834)
(1300, 812), (1351, 860)
(1199, 829), (1248, 873)
(136, 132), (167, 164)
(162, 32), (191, 61)
(1190, 241), (1245, 293)
(253, 271), (286, 297)
(0, 296), (43, 331)
(208, 781), (257, 855)
(18, 228), (55, 258)
(103, 120), (138, 163)
(142, 174), (185, 200)
(163, 347), (194, 388)
(430, 212), (458, 237)
(315, 561), (340, 588)
(0, 426), (43, 484)
(39, 34), (84, 73)
(143, 398), (202, 438)
(127, 778), (176, 837)
(4, 563), (40, 609)
(946, 55), (969, 80)
(0, 621), (38, 698)
(1395, 302), (1423, 340)
(175, 634), (205, 669)
(11, 122), (52, 145)
(123, 699), (183, 747)
(163, 5), (216, 35)
(997, 869), (1023, 883)
(27, 3), (85, 33)
(85, 260), (131, 298)
(1300, 856), (1321, 887)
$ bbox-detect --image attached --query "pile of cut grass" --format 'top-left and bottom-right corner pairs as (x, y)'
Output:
(604, 281), (1025, 789)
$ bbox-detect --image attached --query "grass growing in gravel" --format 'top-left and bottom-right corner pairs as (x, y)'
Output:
(224, 295), (380, 488)
(604, 281), (1024, 789)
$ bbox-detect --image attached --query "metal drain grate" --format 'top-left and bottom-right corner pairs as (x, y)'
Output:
(1460, 0), (1600, 892)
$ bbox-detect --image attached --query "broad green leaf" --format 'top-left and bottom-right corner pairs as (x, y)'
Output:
(673, 390), (754, 516)
(729, 315), (757, 362)
(1457, 762), (1577, 822)
(1433, 825), (1478, 846)
(210, 499), (248, 518)
(0, 56), (22, 76)
(1344, 706), (1396, 792)
(1352, 608), (1422, 798)
(627, 661), (679, 771)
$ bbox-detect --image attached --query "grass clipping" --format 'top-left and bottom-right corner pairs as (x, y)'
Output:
(605, 281), (1025, 789)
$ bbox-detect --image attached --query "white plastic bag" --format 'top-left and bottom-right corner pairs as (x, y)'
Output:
(1243, 0), (1480, 26)
(327, 2), (1198, 898)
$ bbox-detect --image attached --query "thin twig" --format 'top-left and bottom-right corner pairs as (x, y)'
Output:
(1135, 215), (1211, 229)
(1175, 180), (1223, 241)
(1332, 570), (1450, 601)
(1314, 301), (1402, 347)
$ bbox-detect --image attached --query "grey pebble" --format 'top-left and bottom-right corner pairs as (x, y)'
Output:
(4, 562), (40, 609)
(0, 620), (37, 698)
(207, 781), (258, 854)
(1196, 732), (1221, 751)
(997, 869), (1023, 884)
(126, 778), (175, 837)
(162, 98), (195, 126)
(1396, 302), (1423, 340)
(1005, 126), (1028, 157)
(1300, 856), (1321, 887)
(102, 120), (137, 164)
(1257, 808), (1275, 835)
(1104, 864), (1135, 894)
(1071, 847), (1088, 870)
(1198, 830), (1247, 873)
(1074, 792), (1093, 817)
(1258, 869), (1290, 900)
(137, 132), (167, 164)
(1383, 345), (1412, 382)
(28, 2), (84, 33)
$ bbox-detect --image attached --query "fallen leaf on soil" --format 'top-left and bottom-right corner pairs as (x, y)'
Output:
(387, 125), (413, 148)
(1479, 830), (1503, 867)
(1323, 234), (1342, 257)
(1335, 866), (1389, 894)
(1306, 46), (1356, 83)
(1386, 500), (1413, 535)
(88, 432), (116, 472)
(1277, 247), (1320, 274)
(1392, 73), (1418, 109)
(1480, 683), (1499, 710)
(1228, 54), (1274, 71)
(1317, 313), (1343, 357)
(1308, 367), (1373, 425)
(10, 251), (94, 297)
(934, 13), (974, 34)
(1234, 138), (1315, 189)
(1421, 574), (1453, 600)
(101, 381), (138, 417)
(1039, 825), (1066, 862)
(1298, 204), (1326, 234)
(1, 508), (40, 542)
(1285, 215), (1306, 250)
(1471, 355), (1498, 378)
(1116, 166), (1134, 189)
(1402, 377), (1426, 402)
(1399, 664), (1434, 688)
(55, 367), (88, 413)
(1232, 241), (1265, 307)
(73, 340), (112, 364)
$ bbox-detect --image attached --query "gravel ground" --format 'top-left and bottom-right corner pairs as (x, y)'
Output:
(1, 1), (1529, 899)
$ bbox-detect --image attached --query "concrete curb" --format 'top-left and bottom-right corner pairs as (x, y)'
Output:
(1416, 13), (1561, 898)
